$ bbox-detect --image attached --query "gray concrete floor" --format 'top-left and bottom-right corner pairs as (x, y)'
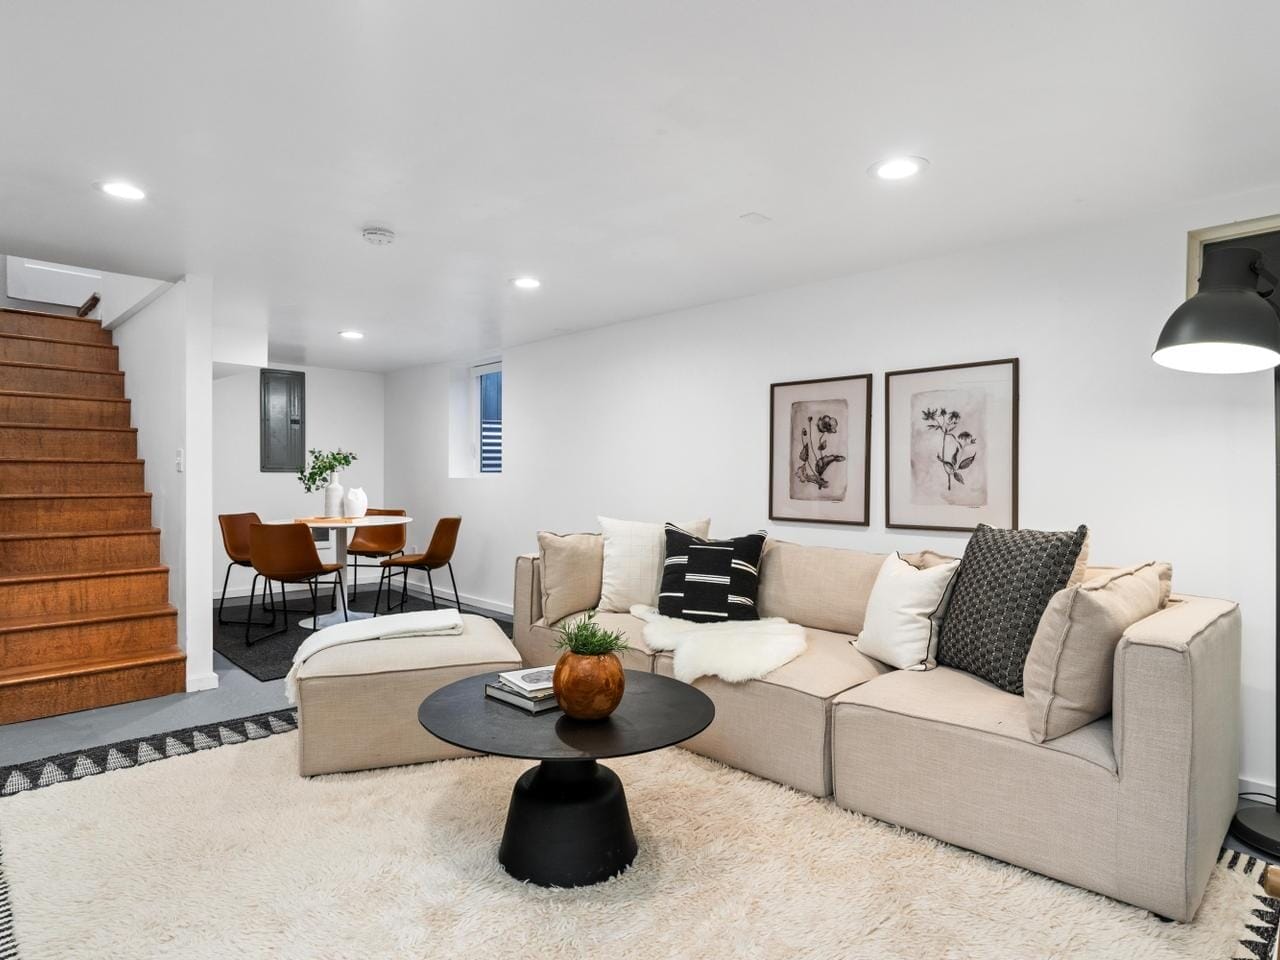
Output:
(0, 652), (290, 766)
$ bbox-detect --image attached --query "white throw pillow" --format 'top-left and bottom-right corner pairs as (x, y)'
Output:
(598, 516), (711, 612)
(855, 552), (961, 670)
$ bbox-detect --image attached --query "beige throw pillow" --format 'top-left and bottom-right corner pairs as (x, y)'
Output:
(537, 532), (603, 624)
(1023, 561), (1172, 742)
(597, 517), (711, 612)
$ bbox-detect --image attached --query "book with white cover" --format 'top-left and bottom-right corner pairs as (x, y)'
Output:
(497, 667), (555, 694)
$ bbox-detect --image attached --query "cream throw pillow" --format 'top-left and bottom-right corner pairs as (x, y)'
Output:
(1023, 561), (1172, 742)
(537, 532), (603, 624)
(855, 552), (961, 670)
(598, 517), (710, 612)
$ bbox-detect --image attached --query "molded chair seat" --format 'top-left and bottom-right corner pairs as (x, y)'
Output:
(246, 522), (348, 645)
(376, 516), (462, 613)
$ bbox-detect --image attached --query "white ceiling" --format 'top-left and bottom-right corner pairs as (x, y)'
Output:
(2, 1), (1279, 372)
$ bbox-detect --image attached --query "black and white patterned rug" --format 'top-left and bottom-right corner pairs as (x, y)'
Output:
(0, 709), (298, 798)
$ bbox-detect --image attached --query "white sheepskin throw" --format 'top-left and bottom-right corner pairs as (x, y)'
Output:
(629, 605), (806, 683)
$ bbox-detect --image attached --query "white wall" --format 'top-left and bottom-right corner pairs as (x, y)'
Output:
(386, 183), (1280, 790)
(212, 364), (386, 598)
(113, 277), (216, 691)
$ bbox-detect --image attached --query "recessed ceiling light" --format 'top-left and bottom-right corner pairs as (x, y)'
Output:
(869, 156), (929, 181)
(339, 330), (364, 340)
(98, 180), (146, 200)
(512, 276), (541, 290)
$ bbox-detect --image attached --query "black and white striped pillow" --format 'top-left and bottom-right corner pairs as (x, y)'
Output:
(658, 525), (767, 623)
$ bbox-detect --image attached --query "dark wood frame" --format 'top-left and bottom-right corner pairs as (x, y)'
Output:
(884, 357), (1019, 533)
(768, 372), (873, 526)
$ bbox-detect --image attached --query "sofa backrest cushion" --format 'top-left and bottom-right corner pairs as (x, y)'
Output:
(1023, 561), (1172, 742)
(537, 531), (603, 623)
(758, 540), (886, 634)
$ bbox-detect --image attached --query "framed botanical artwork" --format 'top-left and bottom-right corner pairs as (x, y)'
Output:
(769, 373), (872, 526)
(885, 358), (1019, 532)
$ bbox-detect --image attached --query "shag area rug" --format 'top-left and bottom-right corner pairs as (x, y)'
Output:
(0, 718), (1276, 960)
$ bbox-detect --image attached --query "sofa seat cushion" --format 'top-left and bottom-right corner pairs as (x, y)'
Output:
(655, 627), (890, 796)
(296, 614), (518, 681)
(295, 615), (522, 776)
(529, 611), (656, 672)
(833, 666), (1115, 773)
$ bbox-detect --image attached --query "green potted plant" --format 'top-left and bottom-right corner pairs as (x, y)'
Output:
(297, 448), (358, 517)
(551, 611), (631, 720)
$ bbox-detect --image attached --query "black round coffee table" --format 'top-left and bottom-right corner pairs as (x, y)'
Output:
(419, 669), (714, 887)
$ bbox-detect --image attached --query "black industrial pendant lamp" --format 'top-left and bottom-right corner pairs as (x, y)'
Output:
(1154, 243), (1280, 857)
(1153, 246), (1280, 373)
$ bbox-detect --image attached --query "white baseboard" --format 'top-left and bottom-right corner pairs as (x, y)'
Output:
(1240, 776), (1275, 799)
(186, 670), (219, 692)
(400, 571), (512, 617)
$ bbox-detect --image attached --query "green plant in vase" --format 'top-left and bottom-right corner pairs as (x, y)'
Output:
(298, 448), (358, 516)
(552, 611), (630, 720)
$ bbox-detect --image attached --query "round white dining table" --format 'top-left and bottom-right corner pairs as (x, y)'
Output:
(292, 514), (413, 629)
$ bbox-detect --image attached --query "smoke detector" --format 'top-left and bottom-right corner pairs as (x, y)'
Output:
(362, 225), (396, 246)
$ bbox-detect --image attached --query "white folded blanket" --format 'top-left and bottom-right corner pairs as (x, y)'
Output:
(629, 605), (806, 684)
(284, 608), (464, 704)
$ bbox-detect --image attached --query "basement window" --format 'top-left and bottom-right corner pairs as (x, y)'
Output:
(475, 362), (503, 474)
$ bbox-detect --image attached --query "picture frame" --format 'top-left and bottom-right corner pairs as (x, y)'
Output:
(885, 358), (1018, 532)
(769, 373), (872, 526)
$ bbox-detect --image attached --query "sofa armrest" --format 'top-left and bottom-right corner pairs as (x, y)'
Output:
(513, 553), (543, 664)
(1112, 595), (1241, 920)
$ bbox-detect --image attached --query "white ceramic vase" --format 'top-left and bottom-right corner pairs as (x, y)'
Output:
(323, 471), (345, 518)
(343, 486), (368, 518)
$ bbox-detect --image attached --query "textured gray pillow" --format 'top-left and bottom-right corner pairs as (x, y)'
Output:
(937, 524), (1089, 694)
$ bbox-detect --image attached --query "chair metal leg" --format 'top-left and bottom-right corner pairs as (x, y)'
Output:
(218, 563), (234, 624)
(219, 563), (277, 626)
(374, 565), (386, 616)
(427, 569), (437, 609)
(246, 576), (291, 646)
(448, 562), (462, 612)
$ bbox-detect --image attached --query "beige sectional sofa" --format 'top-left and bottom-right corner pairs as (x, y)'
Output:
(513, 537), (1241, 922)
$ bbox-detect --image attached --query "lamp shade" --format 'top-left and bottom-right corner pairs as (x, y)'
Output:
(1153, 246), (1280, 373)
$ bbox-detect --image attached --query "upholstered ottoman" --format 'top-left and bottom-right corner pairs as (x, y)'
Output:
(294, 613), (522, 776)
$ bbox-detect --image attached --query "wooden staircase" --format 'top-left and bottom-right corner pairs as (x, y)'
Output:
(0, 307), (185, 725)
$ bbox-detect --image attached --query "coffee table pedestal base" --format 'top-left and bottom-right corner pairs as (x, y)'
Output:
(499, 758), (637, 887)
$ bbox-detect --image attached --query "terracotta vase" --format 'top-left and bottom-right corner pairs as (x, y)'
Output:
(552, 651), (625, 720)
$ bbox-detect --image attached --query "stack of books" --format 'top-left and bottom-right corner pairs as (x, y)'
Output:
(485, 668), (560, 714)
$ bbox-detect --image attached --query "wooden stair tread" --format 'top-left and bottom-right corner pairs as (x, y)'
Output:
(0, 602), (177, 634)
(0, 359), (124, 376)
(0, 647), (185, 687)
(0, 526), (160, 541)
(0, 306), (103, 324)
(0, 564), (169, 586)
(0, 389), (129, 404)
(0, 331), (116, 351)
(0, 491), (151, 500)
(0, 456), (143, 464)
(0, 421), (135, 433)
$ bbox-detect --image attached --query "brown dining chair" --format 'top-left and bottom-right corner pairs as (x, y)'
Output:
(246, 522), (348, 645)
(347, 507), (407, 600)
(217, 512), (276, 626)
(375, 516), (461, 614)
